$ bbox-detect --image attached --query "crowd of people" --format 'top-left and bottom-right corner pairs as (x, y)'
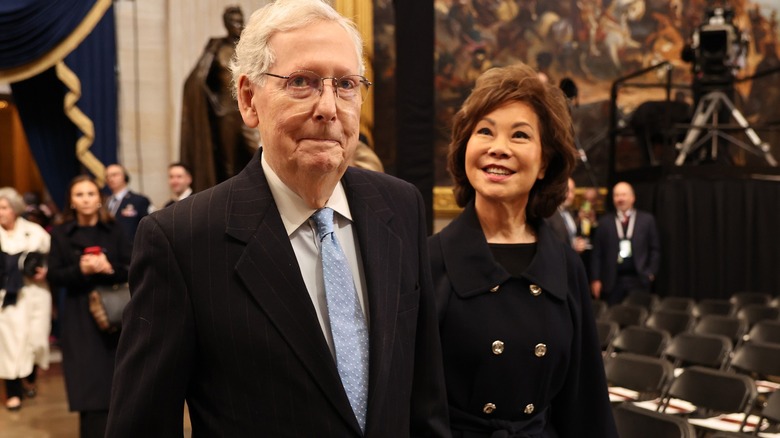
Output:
(0, 0), (674, 436)
(0, 161), (194, 435)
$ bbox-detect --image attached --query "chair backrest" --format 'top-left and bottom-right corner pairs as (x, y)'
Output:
(611, 325), (670, 357)
(596, 320), (619, 350)
(756, 389), (780, 432)
(729, 340), (780, 378)
(662, 366), (757, 416)
(592, 299), (608, 320)
(746, 320), (780, 345)
(692, 298), (734, 319)
(613, 402), (696, 438)
(655, 296), (695, 313)
(646, 309), (695, 337)
(623, 290), (660, 310)
(663, 332), (732, 370)
(693, 315), (747, 345)
(736, 304), (780, 330)
(605, 353), (675, 400)
(730, 291), (771, 311)
(604, 304), (649, 329)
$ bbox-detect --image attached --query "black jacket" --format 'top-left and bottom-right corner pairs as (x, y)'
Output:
(429, 202), (617, 437)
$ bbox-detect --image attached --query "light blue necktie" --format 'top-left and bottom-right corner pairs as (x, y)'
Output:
(312, 207), (369, 431)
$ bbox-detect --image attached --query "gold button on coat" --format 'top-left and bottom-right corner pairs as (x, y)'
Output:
(524, 403), (535, 414)
(534, 343), (547, 357)
(492, 340), (505, 355)
(490, 285), (500, 293)
(529, 284), (542, 296)
(483, 403), (496, 414)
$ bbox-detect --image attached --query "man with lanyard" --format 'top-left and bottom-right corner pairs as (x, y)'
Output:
(590, 182), (661, 305)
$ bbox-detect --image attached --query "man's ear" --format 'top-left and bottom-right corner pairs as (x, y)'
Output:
(237, 75), (259, 128)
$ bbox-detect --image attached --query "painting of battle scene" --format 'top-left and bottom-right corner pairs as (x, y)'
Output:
(432, 0), (780, 186)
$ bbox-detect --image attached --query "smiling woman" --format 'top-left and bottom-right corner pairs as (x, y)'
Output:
(428, 62), (618, 437)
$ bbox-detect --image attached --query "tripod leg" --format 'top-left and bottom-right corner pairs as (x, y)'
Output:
(720, 96), (779, 166)
(675, 95), (719, 165)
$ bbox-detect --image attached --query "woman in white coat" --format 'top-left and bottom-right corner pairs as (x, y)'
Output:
(0, 187), (51, 410)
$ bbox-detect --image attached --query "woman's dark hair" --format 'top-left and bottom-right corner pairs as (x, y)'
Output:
(61, 175), (113, 224)
(447, 62), (577, 220)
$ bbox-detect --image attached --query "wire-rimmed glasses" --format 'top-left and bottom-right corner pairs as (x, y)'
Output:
(263, 70), (372, 102)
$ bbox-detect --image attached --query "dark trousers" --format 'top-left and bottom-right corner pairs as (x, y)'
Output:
(607, 274), (646, 306)
(80, 410), (108, 438)
(5, 379), (23, 399)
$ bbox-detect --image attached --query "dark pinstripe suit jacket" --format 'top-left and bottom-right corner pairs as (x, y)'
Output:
(106, 151), (450, 437)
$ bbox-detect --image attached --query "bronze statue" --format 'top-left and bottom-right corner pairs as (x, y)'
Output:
(180, 6), (259, 192)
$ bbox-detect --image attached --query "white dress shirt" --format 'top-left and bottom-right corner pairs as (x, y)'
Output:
(261, 155), (368, 358)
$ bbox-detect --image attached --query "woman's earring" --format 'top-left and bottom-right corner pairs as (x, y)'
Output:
(97, 203), (102, 208)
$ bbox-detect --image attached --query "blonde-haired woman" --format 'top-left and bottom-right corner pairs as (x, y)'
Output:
(0, 187), (51, 411)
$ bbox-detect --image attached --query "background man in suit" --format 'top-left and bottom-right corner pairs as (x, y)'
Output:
(106, 1), (449, 436)
(548, 177), (588, 253)
(590, 181), (661, 305)
(164, 162), (193, 208)
(104, 163), (152, 243)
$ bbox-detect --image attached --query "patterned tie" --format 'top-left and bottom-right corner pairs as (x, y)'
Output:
(311, 207), (369, 431)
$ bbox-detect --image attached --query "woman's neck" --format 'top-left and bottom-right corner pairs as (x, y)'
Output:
(475, 197), (536, 244)
(77, 214), (99, 227)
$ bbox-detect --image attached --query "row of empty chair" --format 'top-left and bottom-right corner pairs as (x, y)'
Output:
(613, 374), (780, 437)
(597, 291), (780, 436)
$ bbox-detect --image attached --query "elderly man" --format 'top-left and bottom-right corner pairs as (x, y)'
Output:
(107, 1), (449, 436)
(590, 181), (661, 305)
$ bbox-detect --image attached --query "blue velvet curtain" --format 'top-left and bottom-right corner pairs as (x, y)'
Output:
(1, 0), (117, 209)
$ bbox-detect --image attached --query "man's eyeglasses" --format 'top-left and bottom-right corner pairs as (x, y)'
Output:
(263, 70), (372, 102)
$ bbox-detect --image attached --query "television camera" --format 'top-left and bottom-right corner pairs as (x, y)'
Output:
(675, 4), (777, 166)
(683, 5), (748, 86)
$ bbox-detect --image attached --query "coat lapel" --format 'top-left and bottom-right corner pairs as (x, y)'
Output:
(224, 154), (360, 433)
(342, 169), (402, 427)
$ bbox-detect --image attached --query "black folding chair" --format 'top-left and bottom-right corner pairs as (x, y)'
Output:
(729, 341), (780, 380)
(605, 353), (675, 401)
(745, 320), (780, 345)
(623, 290), (660, 311)
(663, 332), (732, 370)
(736, 304), (780, 330)
(646, 309), (695, 337)
(609, 325), (670, 357)
(659, 366), (757, 433)
(730, 292), (771, 311)
(656, 296), (695, 313)
(592, 298), (608, 320)
(754, 389), (780, 436)
(613, 402), (697, 438)
(596, 320), (619, 351)
(693, 299), (734, 319)
(603, 304), (649, 329)
(694, 315), (748, 347)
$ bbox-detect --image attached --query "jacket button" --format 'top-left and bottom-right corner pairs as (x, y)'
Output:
(492, 340), (505, 355)
(490, 285), (500, 293)
(483, 403), (496, 414)
(524, 403), (535, 414)
(534, 343), (547, 357)
(529, 284), (542, 296)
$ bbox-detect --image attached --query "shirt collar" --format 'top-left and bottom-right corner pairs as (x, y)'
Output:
(177, 188), (193, 201)
(261, 152), (352, 236)
(113, 188), (129, 201)
(617, 208), (635, 222)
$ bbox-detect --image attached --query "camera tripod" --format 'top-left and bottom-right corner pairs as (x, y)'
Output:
(675, 90), (778, 166)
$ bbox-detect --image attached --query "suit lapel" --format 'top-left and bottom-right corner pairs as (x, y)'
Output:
(342, 169), (402, 426)
(225, 155), (360, 433)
